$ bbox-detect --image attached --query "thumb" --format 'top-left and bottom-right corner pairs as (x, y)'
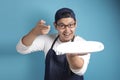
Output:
(47, 25), (51, 29)
(39, 20), (46, 25)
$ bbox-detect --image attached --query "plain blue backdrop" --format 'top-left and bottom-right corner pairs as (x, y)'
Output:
(0, 0), (120, 80)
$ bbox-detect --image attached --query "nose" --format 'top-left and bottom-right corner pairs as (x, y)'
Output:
(64, 26), (70, 32)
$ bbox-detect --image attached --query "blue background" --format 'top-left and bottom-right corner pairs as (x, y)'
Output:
(0, 0), (120, 80)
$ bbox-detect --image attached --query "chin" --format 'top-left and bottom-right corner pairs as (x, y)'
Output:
(60, 35), (74, 42)
(63, 37), (73, 42)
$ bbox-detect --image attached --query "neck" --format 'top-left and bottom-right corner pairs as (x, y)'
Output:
(58, 35), (75, 42)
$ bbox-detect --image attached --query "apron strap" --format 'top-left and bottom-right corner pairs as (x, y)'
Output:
(71, 35), (75, 42)
(50, 35), (59, 49)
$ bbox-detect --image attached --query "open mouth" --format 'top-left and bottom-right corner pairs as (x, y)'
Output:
(63, 33), (71, 38)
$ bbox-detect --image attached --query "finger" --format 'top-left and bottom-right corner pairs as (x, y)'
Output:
(66, 53), (88, 56)
(39, 20), (46, 25)
(40, 25), (50, 30)
(40, 28), (50, 34)
(77, 53), (89, 56)
(43, 25), (50, 28)
(47, 25), (50, 29)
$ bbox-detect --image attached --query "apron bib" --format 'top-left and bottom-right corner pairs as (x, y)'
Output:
(44, 36), (83, 80)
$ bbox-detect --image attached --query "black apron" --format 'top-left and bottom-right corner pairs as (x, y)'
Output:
(44, 36), (84, 80)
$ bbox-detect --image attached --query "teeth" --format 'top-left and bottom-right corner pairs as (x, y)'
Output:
(64, 34), (69, 36)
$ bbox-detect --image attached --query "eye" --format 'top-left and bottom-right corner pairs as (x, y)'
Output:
(68, 24), (73, 27)
(57, 24), (65, 28)
(60, 24), (64, 28)
(69, 24), (72, 26)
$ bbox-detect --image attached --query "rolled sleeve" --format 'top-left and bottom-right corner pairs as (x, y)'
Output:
(70, 54), (91, 76)
(16, 35), (46, 54)
(16, 39), (31, 54)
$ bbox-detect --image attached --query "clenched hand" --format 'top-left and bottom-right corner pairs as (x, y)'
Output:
(31, 20), (50, 36)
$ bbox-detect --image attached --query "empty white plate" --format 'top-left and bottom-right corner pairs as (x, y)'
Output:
(55, 41), (104, 55)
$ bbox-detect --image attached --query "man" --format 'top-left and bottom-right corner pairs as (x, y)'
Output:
(16, 8), (90, 80)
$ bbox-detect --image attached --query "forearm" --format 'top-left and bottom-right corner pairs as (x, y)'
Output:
(22, 30), (37, 46)
(66, 54), (84, 69)
(22, 20), (50, 46)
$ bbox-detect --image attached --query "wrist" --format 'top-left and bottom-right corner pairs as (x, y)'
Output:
(29, 28), (40, 37)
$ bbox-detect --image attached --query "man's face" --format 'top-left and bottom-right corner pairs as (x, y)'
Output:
(54, 18), (76, 42)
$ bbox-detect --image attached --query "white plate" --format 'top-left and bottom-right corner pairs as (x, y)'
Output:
(55, 41), (104, 55)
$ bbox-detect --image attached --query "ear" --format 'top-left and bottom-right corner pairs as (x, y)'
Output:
(54, 22), (57, 30)
(75, 21), (77, 27)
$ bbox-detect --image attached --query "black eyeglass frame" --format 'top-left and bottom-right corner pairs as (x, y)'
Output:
(56, 22), (76, 29)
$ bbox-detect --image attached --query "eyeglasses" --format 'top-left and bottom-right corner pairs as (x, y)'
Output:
(56, 23), (76, 29)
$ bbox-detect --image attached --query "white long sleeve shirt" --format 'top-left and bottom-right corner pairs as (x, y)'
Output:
(16, 34), (90, 76)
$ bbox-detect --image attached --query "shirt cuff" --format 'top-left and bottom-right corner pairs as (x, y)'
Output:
(16, 39), (30, 54)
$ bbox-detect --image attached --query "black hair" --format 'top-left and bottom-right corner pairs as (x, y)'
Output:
(55, 8), (76, 23)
